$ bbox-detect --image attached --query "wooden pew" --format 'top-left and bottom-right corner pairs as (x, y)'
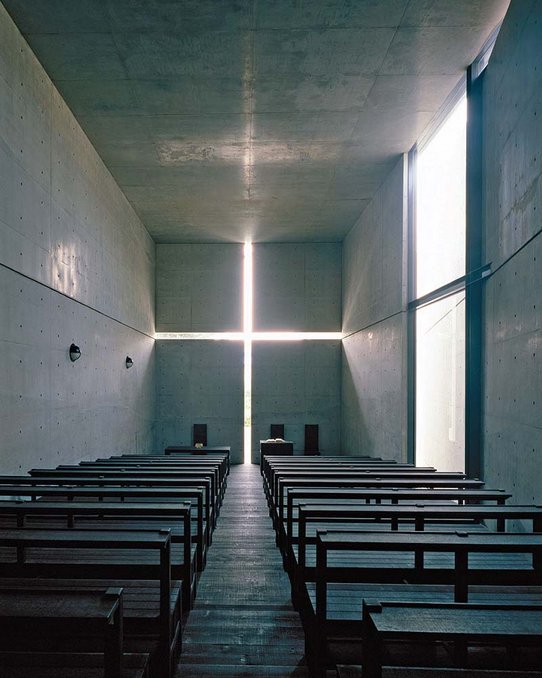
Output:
(262, 463), (444, 503)
(261, 456), (409, 497)
(165, 446), (231, 472)
(273, 473), (479, 518)
(362, 600), (542, 677)
(70, 457), (227, 504)
(0, 484), (198, 605)
(284, 488), (511, 540)
(272, 477), (486, 552)
(36, 466), (222, 516)
(0, 587), (134, 678)
(292, 504), (542, 605)
(0, 654), (149, 678)
(282, 488), (511, 568)
(260, 453), (388, 474)
(304, 529), (542, 676)
(89, 454), (229, 497)
(337, 665), (542, 678)
(0, 528), (178, 678)
(0, 499), (197, 607)
(0, 476), (208, 566)
(24, 469), (218, 533)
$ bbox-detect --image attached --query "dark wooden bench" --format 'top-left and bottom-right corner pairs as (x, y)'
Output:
(290, 503), (542, 605)
(273, 471), (477, 521)
(0, 528), (178, 678)
(0, 485), (198, 610)
(263, 464), (445, 504)
(0, 499), (197, 608)
(262, 458), (427, 488)
(362, 600), (542, 677)
(274, 475), (481, 521)
(0, 476), (209, 565)
(304, 529), (542, 676)
(75, 458), (227, 502)
(283, 489), (512, 565)
(90, 454), (229, 495)
(32, 466), (221, 516)
(0, 652), (150, 678)
(260, 453), (388, 474)
(24, 469), (217, 534)
(164, 446), (231, 472)
(272, 478), (487, 553)
(337, 665), (542, 677)
(261, 458), (417, 500)
(0, 586), (131, 678)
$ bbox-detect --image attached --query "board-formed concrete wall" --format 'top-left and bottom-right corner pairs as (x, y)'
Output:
(251, 340), (341, 458)
(154, 244), (243, 458)
(482, 0), (542, 502)
(156, 340), (244, 464)
(156, 244), (243, 332)
(253, 243), (341, 331)
(341, 156), (408, 460)
(0, 4), (156, 471)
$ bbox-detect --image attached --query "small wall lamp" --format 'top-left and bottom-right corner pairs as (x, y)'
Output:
(125, 356), (134, 369)
(69, 343), (81, 362)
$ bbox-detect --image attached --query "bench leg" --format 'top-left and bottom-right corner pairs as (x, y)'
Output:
(306, 619), (327, 678)
(453, 637), (468, 667)
(363, 628), (382, 678)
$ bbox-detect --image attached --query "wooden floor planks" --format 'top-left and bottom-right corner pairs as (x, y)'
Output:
(177, 463), (311, 677)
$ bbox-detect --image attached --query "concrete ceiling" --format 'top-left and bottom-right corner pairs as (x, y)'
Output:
(3, 0), (510, 243)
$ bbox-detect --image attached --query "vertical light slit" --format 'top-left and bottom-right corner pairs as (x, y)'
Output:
(243, 242), (253, 464)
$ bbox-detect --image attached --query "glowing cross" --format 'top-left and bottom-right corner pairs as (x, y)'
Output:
(156, 243), (342, 463)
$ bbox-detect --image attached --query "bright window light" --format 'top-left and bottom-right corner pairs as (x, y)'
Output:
(414, 93), (467, 472)
(251, 332), (343, 341)
(243, 243), (253, 464)
(155, 332), (244, 341)
(243, 242), (253, 334)
(416, 95), (467, 298)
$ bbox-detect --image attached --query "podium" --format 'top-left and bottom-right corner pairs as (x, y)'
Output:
(259, 439), (294, 456)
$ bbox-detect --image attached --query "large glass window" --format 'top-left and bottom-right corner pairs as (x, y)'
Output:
(412, 91), (467, 472)
(416, 97), (467, 298)
(415, 292), (465, 471)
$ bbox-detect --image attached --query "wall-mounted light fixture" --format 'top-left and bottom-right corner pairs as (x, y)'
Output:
(125, 356), (134, 369)
(69, 343), (81, 362)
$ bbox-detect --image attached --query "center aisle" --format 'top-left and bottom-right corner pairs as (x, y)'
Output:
(176, 462), (310, 677)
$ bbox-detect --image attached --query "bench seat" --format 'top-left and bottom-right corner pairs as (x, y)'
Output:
(302, 529), (542, 676)
(0, 577), (181, 636)
(305, 582), (542, 622)
(363, 601), (542, 677)
(0, 653), (150, 678)
(337, 666), (542, 677)
(0, 528), (178, 678)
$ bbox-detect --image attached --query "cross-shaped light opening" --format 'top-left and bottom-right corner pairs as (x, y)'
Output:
(243, 242), (253, 464)
(156, 242), (343, 463)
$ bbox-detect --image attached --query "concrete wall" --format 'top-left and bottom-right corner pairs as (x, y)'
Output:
(155, 244), (243, 458)
(482, 0), (542, 502)
(252, 340), (341, 460)
(341, 156), (408, 460)
(156, 244), (242, 332)
(253, 243), (341, 331)
(0, 4), (156, 471)
(156, 340), (244, 464)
